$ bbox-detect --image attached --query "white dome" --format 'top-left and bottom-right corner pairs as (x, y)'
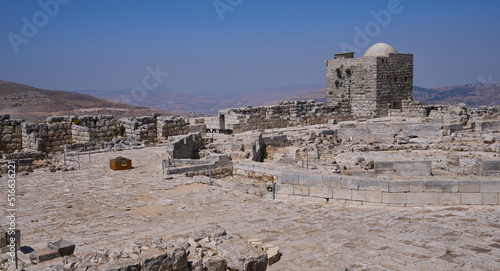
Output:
(364, 42), (398, 57)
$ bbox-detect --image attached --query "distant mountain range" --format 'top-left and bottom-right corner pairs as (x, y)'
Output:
(1, 80), (498, 122)
(73, 83), (500, 115)
(412, 83), (500, 107)
(0, 80), (178, 122)
(75, 83), (326, 116)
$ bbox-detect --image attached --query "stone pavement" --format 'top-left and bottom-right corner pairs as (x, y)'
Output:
(1, 147), (499, 270)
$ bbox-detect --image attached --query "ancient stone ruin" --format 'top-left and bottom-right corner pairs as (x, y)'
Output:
(1, 42), (500, 270)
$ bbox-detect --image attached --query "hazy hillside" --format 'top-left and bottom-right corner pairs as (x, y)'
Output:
(74, 83), (327, 116)
(0, 80), (177, 122)
(413, 83), (500, 107)
(52, 82), (500, 119)
(273, 83), (500, 108)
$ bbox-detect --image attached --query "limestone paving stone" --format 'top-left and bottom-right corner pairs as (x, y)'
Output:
(0, 146), (499, 270)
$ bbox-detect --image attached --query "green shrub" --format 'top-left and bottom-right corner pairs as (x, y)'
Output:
(115, 124), (126, 137)
(335, 68), (342, 79)
(72, 119), (82, 125)
(346, 68), (352, 76)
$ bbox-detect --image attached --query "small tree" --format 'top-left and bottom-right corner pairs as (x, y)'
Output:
(345, 68), (352, 76)
(115, 124), (126, 137)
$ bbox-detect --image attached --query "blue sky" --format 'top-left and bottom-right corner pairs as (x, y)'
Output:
(1, 0), (499, 95)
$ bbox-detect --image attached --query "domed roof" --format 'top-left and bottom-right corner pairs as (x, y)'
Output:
(363, 42), (398, 57)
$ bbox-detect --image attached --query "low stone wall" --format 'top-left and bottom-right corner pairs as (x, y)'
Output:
(214, 100), (351, 134)
(166, 133), (205, 159)
(336, 120), (465, 143)
(0, 114), (190, 155)
(0, 114), (22, 153)
(22, 117), (73, 153)
(71, 115), (116, 143)
(389, 100), (427, 118)
(374, 160), (432, 177)
(170, 161), (233, 177)
(120, 115), (158, 142)
(232, 161), (500, 206)
(474, 120), (500, 132)
(157, 116), (190, 140)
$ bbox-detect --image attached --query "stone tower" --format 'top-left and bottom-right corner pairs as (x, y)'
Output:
(326, 42), (413, 118)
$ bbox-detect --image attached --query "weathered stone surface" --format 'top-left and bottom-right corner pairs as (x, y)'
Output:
(167, 133), (205, 159)
(216, 238), (267, 271)
(47, 239), (75, 257)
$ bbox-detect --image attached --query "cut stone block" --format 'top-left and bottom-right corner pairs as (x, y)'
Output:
(406, 193), (439, 204)
(423, 180), (458, 193)
(322, 175), (341, 188)
(382, 192), (407, 204)
(276, 184), (293, 195)
(481, 181), (500, 193)
(438, 193), (461, 205)
(352, 190), (366, 201)
(47, 239), (75, 257)
(309, 186), (332, 198)
(389, 180), (410, 192)
(293, 185), (309, 196)
(341, 177), (359, 190)
(358, 179), (389, 191)
(461, 193), (482, 205)
(482, 193), (498, 205)
(298, 174), (323, 186)
(332, 188), (352, 200)
(365, 191), (383, 203)
(35, 247), (59, 263)
(409, 180), (423, 192)
(458, 180), (480, 193)
(281, 173), (299, 185)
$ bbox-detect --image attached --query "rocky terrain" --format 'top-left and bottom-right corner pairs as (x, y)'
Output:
(1, 82), (500, 270)
(0, 145), (499, 270)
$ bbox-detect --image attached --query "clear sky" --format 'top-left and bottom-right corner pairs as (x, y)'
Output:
(1, 0), (499, 95)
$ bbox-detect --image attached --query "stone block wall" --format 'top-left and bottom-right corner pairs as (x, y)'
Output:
(232, 161), (500, 206)
(22, 117), (73, 153)
(327, 56), (378, 117)
(0, 115), (22, 153)
(389, 100), (427, 117)
(215, 100), (348, 134)
(0, 114), (190, 155)
(375, 54), (413, 116)
(374, 160), (432, 177)
(156, 116), (189, 140)
(71, 115), (117, 143)
(474, 120), (500, 132)
(120, 115), (158, 142)
(326, 53), (413, 118)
